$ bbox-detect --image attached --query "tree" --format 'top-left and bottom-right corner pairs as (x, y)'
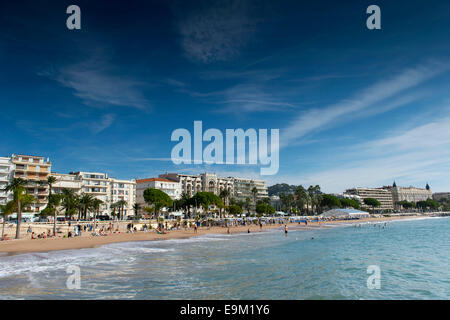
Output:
(143, 188), (173, 220)
(3, 178), (31, 239)
(244, 197), (252, 216)
(320, 194), (341, 210)
(47, 193), (63, 235)
(79, 194), (94, 220)
(191, 192), (222, 218)
(116, 200), (128, 220)
(61, 188), (78, 219)
(340, 198), (360, 210)
(256, 203), (276, 216)
(228, 204), (243, 217)
(0, 200), (16, 238)
(307, 185), (322, 214)
(363, 198), (381, 213)
(219, 189), (230, 218)
(133, 203), (141, 216)
(45, 176), (57, 233)
(251, 186), (258, 207)
(92, 198), (103, 231)
(295, 185), (308, 214)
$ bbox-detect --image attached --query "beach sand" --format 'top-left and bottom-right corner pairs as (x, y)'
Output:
(0, 215), (426, 255)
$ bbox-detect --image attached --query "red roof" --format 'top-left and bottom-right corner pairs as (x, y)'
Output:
(136, 177), (175, 184)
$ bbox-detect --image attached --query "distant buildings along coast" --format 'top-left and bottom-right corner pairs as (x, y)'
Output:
(0, 154), (269, 218)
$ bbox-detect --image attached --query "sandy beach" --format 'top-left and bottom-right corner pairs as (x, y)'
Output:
(0, 215), (428, 255)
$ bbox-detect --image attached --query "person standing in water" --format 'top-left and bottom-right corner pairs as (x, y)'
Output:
(284, 224), (288, 236)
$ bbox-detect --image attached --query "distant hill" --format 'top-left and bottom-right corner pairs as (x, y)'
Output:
(268, 183), (297, 196)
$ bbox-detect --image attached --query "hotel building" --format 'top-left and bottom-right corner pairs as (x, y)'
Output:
(158, 172), (268, 204)
(433, 192), (450, 202)
(233, 177), (268, 203)
(11, 154), (52, 212)
(0, 157), (13, 205)
(136, 177), (182, 211)
(344, 187), (394, 211)
(109, 178), (136, 217)
(52, 173), (82, 196)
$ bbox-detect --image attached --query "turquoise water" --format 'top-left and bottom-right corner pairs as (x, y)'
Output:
(0, 217), (449, 299)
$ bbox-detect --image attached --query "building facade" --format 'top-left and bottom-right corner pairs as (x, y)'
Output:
(11, 154), (52, 212)
(433, 192), (450, 202)
(390, 185), (432, 204)
(52, 173), (82, 196)
(159, 173), (203, 197)
(136, 177), (181, 212)
(233, 177), (269, 203)
(109, 178), (136, 217)
(0, 157), (13, 205)
(344, 187), (394, 211)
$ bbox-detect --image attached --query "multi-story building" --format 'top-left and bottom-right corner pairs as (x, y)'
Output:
(390, 183), (432, 205)
(72, 171), (110, 214)
(433, 192), (450, 202)
(200, 173), (234, 196)
(0, 157), (13, 205)
(110, 178), (136, 217)
(52, 173), (82, 196)
(159, 173), (203, 197)
(159, 172), (268, 206)
(233, 177), (269, 203)
(11, 154), (52, 212)
(136, 177), (181, 211)
(344, 187), (394, 211)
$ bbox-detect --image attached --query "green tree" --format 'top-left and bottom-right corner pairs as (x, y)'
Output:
(133, 203), (141, 216)
(251, 186), (258, 207)
(79, 194), (94, 220)
(92, 198), (103, 231)
(320, 194), (341, 210)
(228, 204), (243, 217)
(3, 178), (32, 239)
(0, 200), (16, 238)
(116, 200), (128, 220)
(256, 203), (276, 216)
(143, 188), (173, 220)
(340, 198), (361, 209)
(191, 192), (222, 218)
(364, 198), (381, 213)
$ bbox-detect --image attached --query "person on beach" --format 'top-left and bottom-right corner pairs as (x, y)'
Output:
(194, 224), (198, 234)
(284, 224), (288, 235)
(259, 221), (263, 231)
(227, 226), (230, 234)
(248, 228), (250, 233)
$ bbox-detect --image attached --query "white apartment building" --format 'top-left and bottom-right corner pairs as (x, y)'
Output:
(233, 177), (269, 203)
(158, 172), (268, 206)
(136, 177), (181, 211)
(0, 157), (13, 205)
(52, 173), (82, 196)
(159, 173), (203, 197)
(110, 178), (136, 217)
(11, 154), (52, 213)
(344, 187), (394, 211)
(72, 172), (110, 214)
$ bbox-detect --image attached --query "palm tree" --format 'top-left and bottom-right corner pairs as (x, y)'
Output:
(61, 188), (77, 219)
(4, 178), (31, 239)
(116, 200), (128, 220)
(251, 186), (258, 206)
(219, 189), (230, 218)
(48, 194), (63, 236)
(79, 194), (94, 220)
(0, 200), (16, 238)
(46, 176), (57, 232)
(133, 203), (141, 216)
(92, 198), (103, 231)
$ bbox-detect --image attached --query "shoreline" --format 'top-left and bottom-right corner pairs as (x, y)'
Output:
(0, 215), (436, 255)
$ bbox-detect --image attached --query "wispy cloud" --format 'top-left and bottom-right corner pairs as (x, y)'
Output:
(41, 57), (151, 110)
(280, 62), (449, 148)
(91, 113), (116, 133)
(178, 0), (257, 63)
(274, 114), (450, 193)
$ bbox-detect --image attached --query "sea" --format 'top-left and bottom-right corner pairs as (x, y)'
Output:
(0, 216), (449, 299)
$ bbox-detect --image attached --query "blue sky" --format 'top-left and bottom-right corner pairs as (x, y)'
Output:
(1, 0), (450, 193)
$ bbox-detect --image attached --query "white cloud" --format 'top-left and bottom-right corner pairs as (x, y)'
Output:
(44, 57), (151, 110)
(179, 0), (256, 63)
(280, 62), (448, 148)
(91, 114), (116, 133)
(274, 115), (450, 193)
